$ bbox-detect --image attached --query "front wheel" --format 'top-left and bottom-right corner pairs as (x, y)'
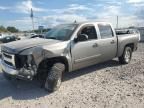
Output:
(119, 47), (132, 64)
(44, 63), (65, 92)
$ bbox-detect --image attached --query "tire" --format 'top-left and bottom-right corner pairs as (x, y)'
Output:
(119, 46), (132, 64)
(44, 63), (65, 92)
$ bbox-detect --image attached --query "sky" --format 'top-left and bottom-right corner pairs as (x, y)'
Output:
(0, 0), (144, 30)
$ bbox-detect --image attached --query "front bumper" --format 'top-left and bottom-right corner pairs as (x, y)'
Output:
(0, 60), (33, 80)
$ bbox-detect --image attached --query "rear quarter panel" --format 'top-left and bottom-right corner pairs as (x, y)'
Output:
(117, 34), (139, 57)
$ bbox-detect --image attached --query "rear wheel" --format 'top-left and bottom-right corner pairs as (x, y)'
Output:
(119, 46), (132, 64)
(44, 63), (65, 92)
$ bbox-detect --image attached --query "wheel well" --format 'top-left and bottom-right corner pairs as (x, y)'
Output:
(125, 43), (134, 51)
(38, 56), (69, 73)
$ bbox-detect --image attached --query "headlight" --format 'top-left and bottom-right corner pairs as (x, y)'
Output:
(27, 55), (33, 65)
(15, 54), (27, 69)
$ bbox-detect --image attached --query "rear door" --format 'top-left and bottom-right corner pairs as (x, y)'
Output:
(71, 24), (101, 70)
(97, 24), (117, 61)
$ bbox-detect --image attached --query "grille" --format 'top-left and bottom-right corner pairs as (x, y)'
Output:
(2, 52), (15, 67)
(4, 60), (13, 66)
(3, 53), (12, 59)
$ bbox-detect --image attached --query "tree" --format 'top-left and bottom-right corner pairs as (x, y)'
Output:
(0, 26), (7, 32)
(7, 26), (19, 33)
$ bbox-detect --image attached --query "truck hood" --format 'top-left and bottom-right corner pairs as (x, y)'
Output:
(2, 38), (61, 53)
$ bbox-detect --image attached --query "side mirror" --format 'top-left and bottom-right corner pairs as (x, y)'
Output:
(74, 34), (88, 42)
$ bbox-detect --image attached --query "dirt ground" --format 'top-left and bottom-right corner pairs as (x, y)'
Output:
(0, 43), (144, 108)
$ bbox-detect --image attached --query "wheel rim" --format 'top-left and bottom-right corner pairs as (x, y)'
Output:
(125, 49), (131, 62)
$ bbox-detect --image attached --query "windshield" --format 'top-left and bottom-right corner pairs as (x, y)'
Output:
(45, 24), (78, 41)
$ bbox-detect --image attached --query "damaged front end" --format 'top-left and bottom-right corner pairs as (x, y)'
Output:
(1, 50), (38, 80)
(15, 54), (37, 79)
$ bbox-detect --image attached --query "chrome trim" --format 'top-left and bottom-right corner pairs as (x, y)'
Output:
(0, 60), (18, 75)
(2, 52), (15, 67)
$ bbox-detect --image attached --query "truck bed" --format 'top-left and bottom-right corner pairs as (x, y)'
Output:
(117, 33), (139, 57)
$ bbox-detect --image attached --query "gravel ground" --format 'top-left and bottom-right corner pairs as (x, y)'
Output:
(0, 43), (144, 108)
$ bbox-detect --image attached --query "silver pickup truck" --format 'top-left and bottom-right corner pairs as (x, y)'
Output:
(0, 22), (139, 92)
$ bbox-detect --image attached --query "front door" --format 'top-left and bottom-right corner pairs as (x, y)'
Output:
(71, 24), (101, 70)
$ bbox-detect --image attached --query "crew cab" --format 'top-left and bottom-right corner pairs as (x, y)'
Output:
(0, 22), (139, 92)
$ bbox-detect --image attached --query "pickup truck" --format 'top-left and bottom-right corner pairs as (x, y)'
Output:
(0, 22), (139, 92)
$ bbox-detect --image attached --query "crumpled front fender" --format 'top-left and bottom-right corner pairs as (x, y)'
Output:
(19, 41), (72, 72)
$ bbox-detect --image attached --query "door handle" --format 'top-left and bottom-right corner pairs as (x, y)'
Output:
(92, 43), (98, 48)
(110, 40), (115, 44)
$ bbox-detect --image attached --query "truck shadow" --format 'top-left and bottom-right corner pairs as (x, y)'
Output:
(63, 59), (120, 81)
(0, 75), (49, 100)
(0, 59), (120, 101)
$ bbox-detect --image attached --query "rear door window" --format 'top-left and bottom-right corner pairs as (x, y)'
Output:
(98, 24), (114, 39)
